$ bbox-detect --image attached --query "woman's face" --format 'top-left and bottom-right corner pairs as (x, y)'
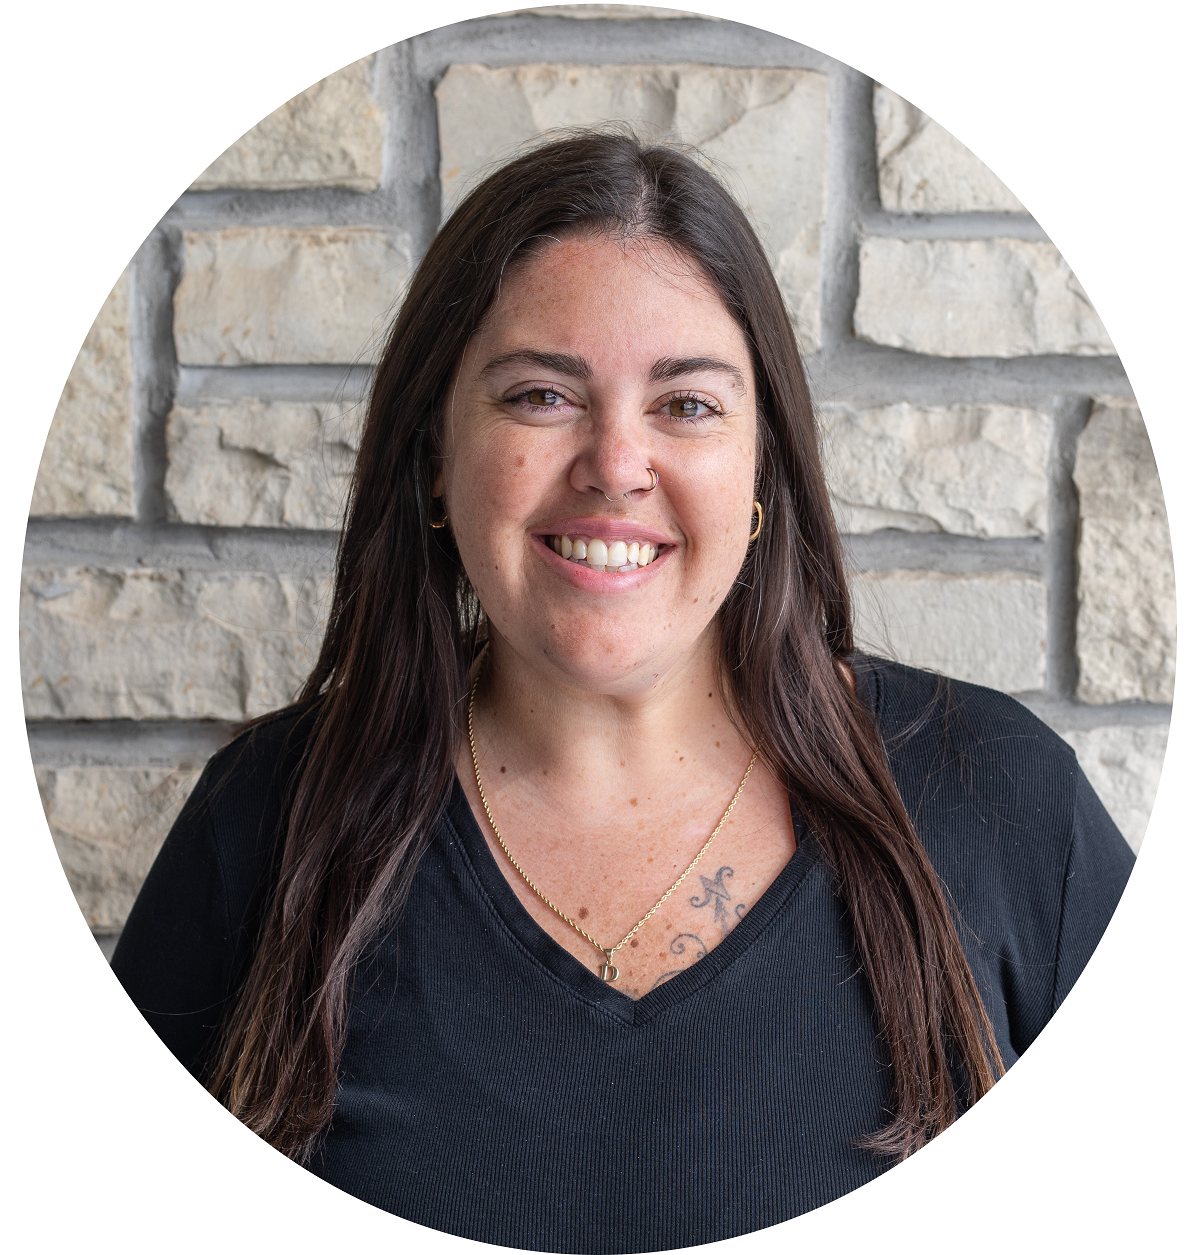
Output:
(438, 232), (759, 697)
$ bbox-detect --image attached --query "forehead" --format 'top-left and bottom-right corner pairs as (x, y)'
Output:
(476, 234), (751, 364)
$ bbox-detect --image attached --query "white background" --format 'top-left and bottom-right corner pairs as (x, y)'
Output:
(3, 2), (1195, 1250)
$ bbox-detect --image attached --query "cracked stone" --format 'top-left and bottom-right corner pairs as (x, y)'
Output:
(21, 566), (332, 720)
(874, 84), (1025, 213)
(1057, 723), (1170, 854)
(174, 226), (411, 365)
(31, 272), (134, 517)
(1075, 397), (1175, 703)
(166, 399), (363, 529)
(821, 402), (1049, 538)
(855, 238), (1114, 357)
(191, 56), (383, 191)
(38, 766), (204, 932)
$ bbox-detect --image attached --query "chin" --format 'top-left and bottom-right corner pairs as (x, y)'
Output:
(534, 634), (668, 693)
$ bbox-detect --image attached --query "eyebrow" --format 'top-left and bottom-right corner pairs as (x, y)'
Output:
(479, 350), (746, 391)
(649, 356), (746, 390)
(479, 350), (593, 380)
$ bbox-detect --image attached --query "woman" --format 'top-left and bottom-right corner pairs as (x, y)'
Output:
(113, 132), (1133, 1252)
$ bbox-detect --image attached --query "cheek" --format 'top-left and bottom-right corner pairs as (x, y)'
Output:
(449, 437), (536, 526)
(446, 443), (549, 592)
(676, 447), (756, 548)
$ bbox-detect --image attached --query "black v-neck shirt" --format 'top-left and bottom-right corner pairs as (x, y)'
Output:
(112, 657), (1135, 1252)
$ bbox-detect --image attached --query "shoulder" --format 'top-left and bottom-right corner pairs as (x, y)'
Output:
(182, 699), (323, 913)
(199, 699), (322, 812)
(852, 653), (1078, 793)
(850, 654), (1082, 872)
(110, 699), (323, 1075)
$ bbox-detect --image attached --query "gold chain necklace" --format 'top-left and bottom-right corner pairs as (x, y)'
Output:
(466, 674), (759, 983)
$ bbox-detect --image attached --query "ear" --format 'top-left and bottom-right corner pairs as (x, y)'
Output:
(431, 468), (444, 497)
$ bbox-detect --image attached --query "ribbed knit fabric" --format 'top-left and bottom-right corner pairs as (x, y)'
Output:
(112, 657), (1134, 1252)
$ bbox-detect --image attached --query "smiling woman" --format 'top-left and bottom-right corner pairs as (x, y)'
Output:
(443, 233), (791, 996)
(110, 131), (1133, 1253)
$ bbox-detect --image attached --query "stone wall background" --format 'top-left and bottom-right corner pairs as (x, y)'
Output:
(22, 8), (1174, 957)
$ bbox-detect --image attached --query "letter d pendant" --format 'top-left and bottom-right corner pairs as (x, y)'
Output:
(600, 949), (619, 982)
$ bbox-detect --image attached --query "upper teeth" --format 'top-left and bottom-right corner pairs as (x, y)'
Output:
(552, 535), (659, 571)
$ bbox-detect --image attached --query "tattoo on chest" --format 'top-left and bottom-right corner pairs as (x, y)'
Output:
(689, 865), (747, 936)
(647, 866), (751, 991)
(650, 933), (708, 989)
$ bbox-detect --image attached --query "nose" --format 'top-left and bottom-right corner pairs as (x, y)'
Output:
(569, 406), (656, 502)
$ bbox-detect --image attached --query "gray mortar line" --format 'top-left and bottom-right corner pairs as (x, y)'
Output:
(1045, 395), (1093, 698)
(810, 343), (1131, 411)
(387, 36), (444, 257)
(26, 719), (237, 769)
(23, 519), (339, 574)
(129, 227), (180, 523)
(859, 211), (1049, 242)
(175, 365), (375, 405)
(164, 188), (406, 231)
(842, 531), (1044, 577)
(172, 354), (1132, 411)
(412, 15), (838, 75)
(815, 63), (874, 359)
(1014, 695), (1173, 731)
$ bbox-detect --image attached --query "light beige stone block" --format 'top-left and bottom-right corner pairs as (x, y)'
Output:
(855, 238), (1114, 358)
(166, 399), (362, 529)
(852, 569), (1046, 692)
(1057, 723), (1170, 854)
(1075, 398), (1175, 703)
(174, 227), (410, 366)
(436, 63), (828, 351)
(31, 273), (134, 517)
(874, 84), (1025, 213)
(21, 566), (331, 720)
(38, 766), (203, 932)
(821, 403), (1049, 538)
(191, 56), (383, 192)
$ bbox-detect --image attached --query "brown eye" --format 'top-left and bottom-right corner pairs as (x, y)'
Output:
(668, 396), (702, 419)
(526, 389), (562, 408)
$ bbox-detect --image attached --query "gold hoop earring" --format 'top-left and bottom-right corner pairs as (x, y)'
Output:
(430, 500), (449, 529)
(748, 500), (763, 542)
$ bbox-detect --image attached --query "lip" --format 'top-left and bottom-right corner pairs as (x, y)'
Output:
(536, 517), (675, 546)
(530, 530), (672, 590)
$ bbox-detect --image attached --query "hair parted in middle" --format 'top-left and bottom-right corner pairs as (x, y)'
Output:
(208, 127), (1004, 1164)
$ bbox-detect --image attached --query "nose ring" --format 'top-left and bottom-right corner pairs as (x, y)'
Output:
(602, 468), (659, 502)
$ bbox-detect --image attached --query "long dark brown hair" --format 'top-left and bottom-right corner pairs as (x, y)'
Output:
(208, 130), (1003, 1163)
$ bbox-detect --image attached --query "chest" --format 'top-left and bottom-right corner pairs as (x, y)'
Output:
(455, 758), (797, 998)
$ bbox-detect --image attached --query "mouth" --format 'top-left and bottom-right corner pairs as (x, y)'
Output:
(541, 533), (664, 573)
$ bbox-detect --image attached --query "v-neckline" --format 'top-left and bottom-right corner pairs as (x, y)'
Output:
(441, 778), (823, 1026)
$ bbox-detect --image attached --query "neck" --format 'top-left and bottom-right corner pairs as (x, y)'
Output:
(469, 625), (750, 787)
